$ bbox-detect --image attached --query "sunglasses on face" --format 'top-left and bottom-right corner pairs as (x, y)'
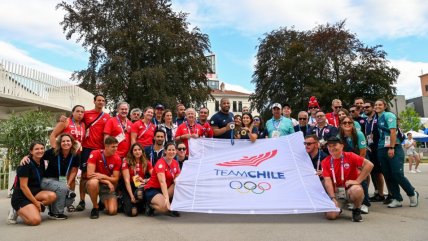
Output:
(298, 118), (307, 120)
(253, 119), (260, 122)
(334, 106), (342, 109)
(350, 110), (356, 113)
(363, 106), (371, 109)
(178, 147), (186, 151)
(316, 115), (325, 118)
(303, 142), (316, 146)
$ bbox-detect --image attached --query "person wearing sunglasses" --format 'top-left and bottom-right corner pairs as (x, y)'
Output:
(175, 141), (188, 170)
(338, 109), (362, 132)
(308, 111), (338, 153)
(349, 105), (366, 133)
(325, 99), (342, 127)
(304, 134), (327, 178)
(338, 116), (370, 214)
(253, 116), (268, 139)
(308, 96), (321, 126)
(294, 111), (310, 137)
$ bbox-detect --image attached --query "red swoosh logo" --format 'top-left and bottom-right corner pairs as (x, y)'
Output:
(216, 150), (278, 167)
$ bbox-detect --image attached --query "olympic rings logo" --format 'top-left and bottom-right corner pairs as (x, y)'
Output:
(229, 181), (271, 194)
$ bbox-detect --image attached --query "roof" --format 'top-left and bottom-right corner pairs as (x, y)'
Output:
(211, 89), (251, 96)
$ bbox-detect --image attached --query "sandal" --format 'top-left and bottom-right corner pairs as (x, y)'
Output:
(67, 205), (76, 213)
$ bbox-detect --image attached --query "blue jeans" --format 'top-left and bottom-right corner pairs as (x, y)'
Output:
(41, 178), (74, 214)
(377, 146), (415, 201)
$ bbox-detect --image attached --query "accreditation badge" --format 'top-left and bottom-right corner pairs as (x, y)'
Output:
(272, 130), (280, 138)
(337, 187), (346, 199)
(116, 133), (125, 143)
(367, 134), (373, 145)
(59, 176), (67, 184)
(133, 175), (142, 187)
(319, 138), (326, 146)
(384, 136), (391, 147)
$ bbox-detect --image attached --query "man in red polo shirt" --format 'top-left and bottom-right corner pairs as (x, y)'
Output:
(76, 94), (111, 212)
(86, 137), (121, 219)
(175, 108), (204, 156)
(322, 136), (373, 222)
(325, 99), (342, 127)
(197, 107), (214, 138)
(104, 102), (132, 158)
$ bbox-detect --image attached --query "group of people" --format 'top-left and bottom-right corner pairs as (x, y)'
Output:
(7, 94), (420, 225)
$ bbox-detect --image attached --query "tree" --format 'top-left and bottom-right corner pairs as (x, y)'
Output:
(57, 0), (212, 109)
(250, 21), (399, 117)
(0, 111), (55, 169)
(399, 107), (422, 133)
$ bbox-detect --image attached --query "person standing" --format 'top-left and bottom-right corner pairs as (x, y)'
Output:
(49, 105), (85, 150)
(153, 104), (165, 126)
(144, 129), (166, 166)
(174, 103), (187, 126)
(294, 111), (310, 136)
(308, 111), (338, 152)
(158, 109), (178, 143)
(129, 108), (142, 123)
(308, 96), (321, 126)
(266, 103), (294, 138)
(403, 132), (421, 173)
(131, 107), (156, 148)
(282, 103), (298, 126)
(325, 99), (342, 127)
(375, 99), (419, 208)
(104, 102), (132, 158)
(211, 98), (234, 139)
(304, 135), (328, 178)
(175, 108), (204, 156)
(197, 107), (214, 138)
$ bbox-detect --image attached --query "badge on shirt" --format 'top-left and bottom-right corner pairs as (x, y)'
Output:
(272, 130), (280, 138)
(115, 133), (125, 143)
(367, 134), (373, 145)
(384, 136), (391, 147)
(59, 176), (67, 184)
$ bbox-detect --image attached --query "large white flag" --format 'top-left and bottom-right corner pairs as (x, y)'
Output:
(171, 132), (339, 214)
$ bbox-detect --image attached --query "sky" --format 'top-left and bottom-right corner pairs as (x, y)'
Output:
(0, 0), (427, 99)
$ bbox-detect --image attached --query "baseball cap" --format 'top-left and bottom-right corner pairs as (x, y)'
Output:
(155, 104), (165, 110)
(272, 103), (282, 109)
(326, 136), (343, 144)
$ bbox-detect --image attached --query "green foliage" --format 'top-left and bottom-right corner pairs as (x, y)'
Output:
(399, 107), (422, 133)
(0, 111), (55, 169)
(57, 0), (212, 109)
(250, 21), (399, 116)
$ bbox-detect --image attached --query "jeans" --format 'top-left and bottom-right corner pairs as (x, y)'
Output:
(41, 178), (74, 214)
(378, 146), (415, 201)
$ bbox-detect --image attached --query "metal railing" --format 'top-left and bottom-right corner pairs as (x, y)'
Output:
(0, 59), (94, 111)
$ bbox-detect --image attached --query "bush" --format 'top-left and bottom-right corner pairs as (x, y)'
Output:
(0, 111), (55, 169)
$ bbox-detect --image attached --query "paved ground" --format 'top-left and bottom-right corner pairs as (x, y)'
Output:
(1, 164), (427, 241)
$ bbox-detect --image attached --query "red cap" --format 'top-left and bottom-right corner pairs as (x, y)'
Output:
(308, 96), (320, 109)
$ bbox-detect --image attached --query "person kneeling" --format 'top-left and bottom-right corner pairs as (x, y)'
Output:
(322, 137), (373, 222)
(144, 142), (180, 217)
(86, 137), (121, 219)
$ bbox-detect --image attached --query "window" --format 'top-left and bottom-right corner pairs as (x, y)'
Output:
(233, 101), (237, 112)
(238, 101), (242, 112)
(215, 100), (219, 111)
(425, 85), (428, 92)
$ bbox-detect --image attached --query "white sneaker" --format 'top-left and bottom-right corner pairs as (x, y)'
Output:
(7, 207), (18, 224)
(360, 204), (369, 214)
(415, 169), (422, 173)
(347, 203), (354, 210)
(387, 199), (402, 208)
(410, 191), (419, 207)
(409, 170), (417, 174)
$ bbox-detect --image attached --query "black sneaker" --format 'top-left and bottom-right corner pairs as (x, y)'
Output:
(98, 201), (105, 211)
(145, 205), (154, 217)
(352, 208), (363, 222)
(75, 200), (85, 211)
(383, 195), (393, 205)
(90, 208), (99, 219)
(48, 213), (68, 220)
(169, 211), (180, 217)
(369, 194), (384, 202)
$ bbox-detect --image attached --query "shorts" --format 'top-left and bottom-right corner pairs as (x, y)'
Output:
(80, 147), (94, 172)
(99, 184), (117, 202)
(11, 189), (41, 211)
(406, 149), (418, 156)
(144, 188), (162, 204)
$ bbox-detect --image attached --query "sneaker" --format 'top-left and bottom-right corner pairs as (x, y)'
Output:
(387, 199), (402, 208)
(48, 213), (68, 220)
(347, 203), (354, 210)
(75, 200), (85, 212)
(145, 205), (154, 217)
(98, 200), (105, 211)
(360, 204), (369, 214)
(369, 194), (385, 202)
(169, 211), (180, 217)
(409, 170), (417, 174)
(409, 191), (419, 207)
(352, 208), (363, 222)
(7, 207), (18, 224)
(90, 208), (99, 219)
(416, 169), (422, 173)
(383, 195), (393, 205)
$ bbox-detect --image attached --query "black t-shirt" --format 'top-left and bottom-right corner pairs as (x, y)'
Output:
(43, 148), (80, 178)
(239, 126), (258, 139)
(308, 125), (338, 141)
(355, 117), (366, 135)
(210, 111), (234, 139)
(310, 150), (328, 170)
(294, 125), (310, 137)
(15, 159), (45, 195)
(144, 146), (164, 166)
(257, 129), (268, 139)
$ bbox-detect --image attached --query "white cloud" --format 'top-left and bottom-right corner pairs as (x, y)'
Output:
(0, 41), (73, 81)
(222, 82), (253, 94)
(391, 59), (428, 98)
(173, 0), (428, 38)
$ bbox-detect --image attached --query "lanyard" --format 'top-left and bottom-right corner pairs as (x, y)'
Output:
(116, 116), (127, 134)
(230, 127), (235, 145)
(71, 118), (84, 142)
(366, 115), (377, 134)
(58, 155), (73, 177)
(273, 118), (282, 130)
(132, 162), (141, 177)
(30, 161), (41, 184)
(164, 159), (175, 179)
(316, 151), (321, 171)
(330, 155), (344, 185)
(89, 111), (104, 128)
(101, 152), (112, 176)
(315, 126), (327, 139)
(186, 122), (195, 135)
(138, 120), (152, 139)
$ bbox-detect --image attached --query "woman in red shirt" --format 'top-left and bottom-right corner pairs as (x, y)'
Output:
(121, 143), (152, 217)
(49, 105), (85, 150)
(144, 142), (180, 217)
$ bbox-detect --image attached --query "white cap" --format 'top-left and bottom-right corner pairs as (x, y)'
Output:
(272, 103), (282, 109)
